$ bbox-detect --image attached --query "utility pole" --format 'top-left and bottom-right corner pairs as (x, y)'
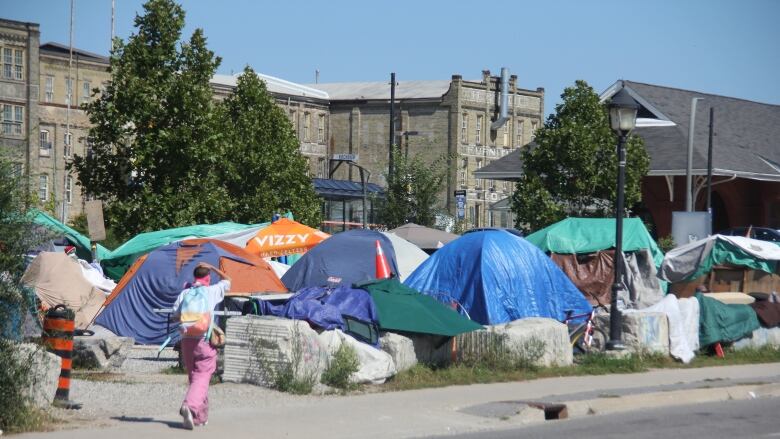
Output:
(111, 0), (116, 49)
(389, 73), (396, 185)
(706, 107), (714, 232)
(685, 97), (703, 212)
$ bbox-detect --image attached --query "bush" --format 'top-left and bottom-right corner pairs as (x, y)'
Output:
(250, 323), (317, 395)
(658, 234), (676, 253)
(321, 343), (360, 390)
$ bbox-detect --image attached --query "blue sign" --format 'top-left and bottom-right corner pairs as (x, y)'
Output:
(454, 190), (466, 220)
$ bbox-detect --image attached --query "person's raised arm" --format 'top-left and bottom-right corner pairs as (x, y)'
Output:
(196, 262), (231, 282)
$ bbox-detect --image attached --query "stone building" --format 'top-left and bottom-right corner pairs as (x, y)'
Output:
(312, 70), (544, 228)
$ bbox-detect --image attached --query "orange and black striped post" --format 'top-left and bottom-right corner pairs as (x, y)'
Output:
(42, 305), (81, 409)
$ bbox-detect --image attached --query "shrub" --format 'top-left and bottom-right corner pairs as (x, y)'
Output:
(250, 322), (317, 395)
(458, 331), (546, 372)
(321, 343), (360, 390)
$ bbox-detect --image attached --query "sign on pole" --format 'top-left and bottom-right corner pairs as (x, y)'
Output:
(332, 153), (358, 162)
(85, 200), (106, 242)
(454, 190), (466, 220)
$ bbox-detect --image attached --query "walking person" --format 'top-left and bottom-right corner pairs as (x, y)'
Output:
(172, 262), (231, 429)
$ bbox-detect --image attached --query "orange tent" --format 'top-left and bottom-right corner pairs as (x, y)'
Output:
(245, 218), (330, 258)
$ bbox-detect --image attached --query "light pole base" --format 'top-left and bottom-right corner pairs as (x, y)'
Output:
(605, 340), (626, 351)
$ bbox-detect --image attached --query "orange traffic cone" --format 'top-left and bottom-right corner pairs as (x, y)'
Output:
(375, 240), (392, 279)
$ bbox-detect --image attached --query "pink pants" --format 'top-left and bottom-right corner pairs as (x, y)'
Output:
(181, 337), (217, 425)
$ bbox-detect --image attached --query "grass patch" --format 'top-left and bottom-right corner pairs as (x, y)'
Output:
(71, 371), (133, 383)
(382, 346), (780, 392)
(1, 407), (56, 434)
(321, 343), (360, 392)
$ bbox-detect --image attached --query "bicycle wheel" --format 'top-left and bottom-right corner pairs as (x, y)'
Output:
(585, 328), (608, 353)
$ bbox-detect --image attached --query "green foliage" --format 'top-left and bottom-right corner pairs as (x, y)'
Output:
(511, 80), (650, 233)
(657, 234), (676, 253)
(458, 333), (545, 372)
(381, 146), (449, 228)
(321, 343), (360, 390)
(70, 0), (229, 239)
(217, 67), (321, 227)
(0, 157), (50, 432)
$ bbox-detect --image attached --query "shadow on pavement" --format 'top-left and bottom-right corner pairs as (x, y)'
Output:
(112, 415), (183, 429)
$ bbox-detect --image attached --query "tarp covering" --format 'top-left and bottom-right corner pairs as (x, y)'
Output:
(525, 217), (664, 267)
(404, 230), (592, 325)
(245, 217), (329, 258)
(359, 278), (483, 337)
(265, 285), (378, 334)
(388, 223), (459, 250)
(281, 229), (400, 291)
(101, 222), (267, 281)
(96, 239), (286, 344)
(630, 294), (699, 363)
(21, 252), (106, 329)
(380, 232), (429, 282)
(695, 292), (760, 346)
(31, 209), (110, 261)
(659, 235), (780, 283)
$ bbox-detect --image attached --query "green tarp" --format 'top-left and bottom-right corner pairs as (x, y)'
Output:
(357, 278), (483, 337)
(31, 209), (110, 261)
(525, 217), (664, 267)
(687, 240), (776, 281)
(695, 292), (760, 347)
(101, 222), (265, 281)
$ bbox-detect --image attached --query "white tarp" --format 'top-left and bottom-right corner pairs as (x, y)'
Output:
(381, 232), (429, 281)
(318, 329), (396, 384)
(266, 260), (291, 278)
(210, 225), (267, 248)
(633, 294), (700, 363)
(77, 259), (116, 293)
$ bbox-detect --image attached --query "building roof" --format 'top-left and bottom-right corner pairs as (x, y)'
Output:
(474, 148), (524, 181)
(602, 80), (780, 182)
(211, 72), (329, 100)
(39, 42), (109, 64)
(305, 80), (453, 101)
(313, 178), (385, 200)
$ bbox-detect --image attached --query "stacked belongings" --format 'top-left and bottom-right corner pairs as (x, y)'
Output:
(95, 239), (287, 344)
(404, 229), (592, 326)
(525, 217), (665, 308)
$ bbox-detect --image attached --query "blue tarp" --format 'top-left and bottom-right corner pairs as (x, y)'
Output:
(404, 230), (592, 325)
(264, 285), (378, 333)
(95, 241), (243, 345)
(281, 229), (400, 291)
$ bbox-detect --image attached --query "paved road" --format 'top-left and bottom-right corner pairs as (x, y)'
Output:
(435, 397), (780, 439)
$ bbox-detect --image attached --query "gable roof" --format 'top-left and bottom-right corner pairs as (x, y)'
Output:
(305, 80), (453, 101)
(602, 80), (780, 182)
(211, 72), (329, 100)
(473, 148), (524, 181)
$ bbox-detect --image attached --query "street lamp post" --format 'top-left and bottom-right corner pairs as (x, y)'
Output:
(606, 87), (639, 351)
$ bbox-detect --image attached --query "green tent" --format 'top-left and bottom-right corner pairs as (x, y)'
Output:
(525, 217), (664, 267)
(101, 221), (266, 281)
(696, 292), (760, 347)
(357, 278), (483, 337)
(31, 209), (110, 261)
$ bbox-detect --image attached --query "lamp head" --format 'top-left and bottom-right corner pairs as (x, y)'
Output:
(608, 88), (639, 136)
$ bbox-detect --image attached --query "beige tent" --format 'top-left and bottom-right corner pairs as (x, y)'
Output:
(22, 252), (106, 329)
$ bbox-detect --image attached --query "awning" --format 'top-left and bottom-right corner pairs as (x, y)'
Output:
(313, 178), (385, 200)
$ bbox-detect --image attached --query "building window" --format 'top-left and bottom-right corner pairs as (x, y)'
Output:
(39, 130), (51, 156)
(459, 157), (468, 187)
(65, 78), (73, 105)
(461, 113), (468, 143)
(81, 81), (91, 104)
(475, 158), (483, 189)
(303, 112), (311, 142)
(14, 49), (23, 80)
(531, 121), (538, 140)
(2, 104), (23, 135)
(487, 210), (494, 227)
(64, 132), (72, 157)
(502, 122), (509, 147)
(39, 174), (48, 202)
(66, 176), (73, 204)
(44, 76), (54, 102)
(317, 114), (325, 144)
(317, 157), (326, 178)
(516, 119), (524, 147)
(475, 115), (483, 144)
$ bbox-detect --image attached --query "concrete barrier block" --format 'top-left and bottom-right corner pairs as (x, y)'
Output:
(73, 336), (135, 369)
(13, 343), (61, 408)
(379, 332), (418, 372)
(734, 327), (780, 350)
(458, 318), (572, 367)
(223, 316), (327, 386)
(596, 311), (670, 355)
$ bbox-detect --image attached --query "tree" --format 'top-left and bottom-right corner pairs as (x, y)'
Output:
(217, 67), (321, 226)
(380, 146), (449, 229)
(70, 0), (229, 238)
(511, 80), (649, 233)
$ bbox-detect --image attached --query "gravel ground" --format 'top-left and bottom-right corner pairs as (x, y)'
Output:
(49, 345), (316, 430)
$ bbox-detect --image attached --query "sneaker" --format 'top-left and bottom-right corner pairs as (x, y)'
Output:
(180, 405), (194, 430)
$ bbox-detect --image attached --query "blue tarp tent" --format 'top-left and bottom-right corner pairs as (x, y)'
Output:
(281, 229), (399, 291)
(404, 230), (591, 325)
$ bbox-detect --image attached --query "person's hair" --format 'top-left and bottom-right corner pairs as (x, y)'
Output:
(193, 266), (209, 279)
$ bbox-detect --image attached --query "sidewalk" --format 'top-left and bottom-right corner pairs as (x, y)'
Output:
(19, 363), (780, 439)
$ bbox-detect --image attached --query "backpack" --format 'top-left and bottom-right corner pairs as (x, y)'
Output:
(178, 285), (213, 339)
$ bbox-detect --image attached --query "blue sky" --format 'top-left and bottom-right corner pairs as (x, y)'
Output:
(6, 0), (779, 115)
